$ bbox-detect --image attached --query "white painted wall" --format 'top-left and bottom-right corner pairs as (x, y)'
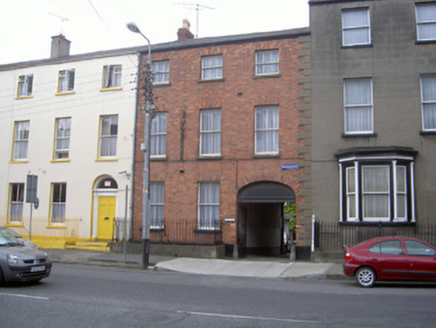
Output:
(0, 52), (138, 241)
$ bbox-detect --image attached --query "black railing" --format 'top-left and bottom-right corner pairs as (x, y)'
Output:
(150, 219), (222, 245)
(314, 221), (436, 251)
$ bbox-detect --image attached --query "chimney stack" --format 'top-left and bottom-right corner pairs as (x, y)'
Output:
(177, 19), (194, 41)
(51, 34), (71, 58)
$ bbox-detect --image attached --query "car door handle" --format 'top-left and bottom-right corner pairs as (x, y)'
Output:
(104, 217), (110, 220)
(371, 259), (378, 261)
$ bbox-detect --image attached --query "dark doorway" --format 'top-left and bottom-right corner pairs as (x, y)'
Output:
(237, 182), (296, 258)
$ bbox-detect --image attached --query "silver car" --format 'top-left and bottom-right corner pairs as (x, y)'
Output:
(0, 228), (52, 283)
(0, 226), (37, 249)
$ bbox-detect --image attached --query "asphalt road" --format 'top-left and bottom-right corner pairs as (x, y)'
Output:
(1, 264), (436, 327)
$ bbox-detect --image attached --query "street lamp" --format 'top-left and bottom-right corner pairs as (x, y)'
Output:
(127, 22), (154, 269)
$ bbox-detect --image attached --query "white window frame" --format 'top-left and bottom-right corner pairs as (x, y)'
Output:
(339, 158), (414, 223)
(342, 8), (371, 46)
(255, 49), (279, 76)
(416, 3), (436, 41)
(99, 115), (118, 158)
(54, 117), (71, 160)
(362, 166), (390, 221)
(255, 106), (279, 155)
(198, 182), (220, 230)
(58, 69), (75, 93)
(17, 75), (33, 97)
(102, 65), (122, 89)
(420, 75), (436, 132)
(200, 109), (221, 157)
(150, 182), (164, 229)
(12, 120), (30, 161)
(344, 78), (374, 134)
(9, 183), (24, 223)
(150, 112), (167, 158)
(201, 55), (223, 80)
(51, 182), (67, 224)
(152, 61), (170, 85)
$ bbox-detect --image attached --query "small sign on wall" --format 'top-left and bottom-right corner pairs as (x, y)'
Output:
(281, 163), (299, 171)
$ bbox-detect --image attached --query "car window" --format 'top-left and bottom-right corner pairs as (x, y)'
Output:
(405, 240), (436, 257)
(368, 240), (404, 255)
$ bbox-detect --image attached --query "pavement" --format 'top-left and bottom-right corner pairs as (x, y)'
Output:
(43, 248), (345, 280)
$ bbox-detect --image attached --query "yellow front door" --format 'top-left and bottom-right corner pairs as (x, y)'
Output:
(97, 196), (116, 240)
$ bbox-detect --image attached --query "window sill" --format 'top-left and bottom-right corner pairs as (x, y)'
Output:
(4, 223), (24, 228)
(15, 95), (33, 100)
(46, 225), (67, 230)
(151, 156), (167, 161)
(198, 78), (225, 83)
(253, 74), (281, 79)
(252, 153), (280, 159)
(195, 229), (222, 234)
(197, 155), (222, 160)
(341, 44), (373, 49)
(420, 130), (436, 136)
(153, 83), (171, 88)
(9, 160), (29, 164)
(95, 158), (118, 162)
(100, 87), (123, 92)
(342, 133), (377, 139)
(56, 91), (75, 96)
(51, 159), (71, 163)
(416, 40), (436, 45)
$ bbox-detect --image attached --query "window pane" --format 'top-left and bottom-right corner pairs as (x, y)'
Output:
(405, 240), (436, 256)
(343, 9), (370, 45)
(51, 183), (66, 223)
(150, 182), (164, 228)
(198, 182), (220, 229)
(255, 50), (279, 75)
(255, 106), (279, 154)
(13, 121), (30, 160)
(417, 4), (436, 41)
(151, 113), (167, 157)
(363, 167), (389, 219)
(153, 61), (169, 84)
(100, 116), (118, 157)
(421, 76), (436, 130)
(55, 118), (71, 159)
(202, 55), (223, 80)
(200, 109), (221, 155)
(344, 79), (373, 133)
(9, 183), (24, 222)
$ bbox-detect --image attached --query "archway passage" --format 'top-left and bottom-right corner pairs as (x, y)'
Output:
(238, 182), (296, 257)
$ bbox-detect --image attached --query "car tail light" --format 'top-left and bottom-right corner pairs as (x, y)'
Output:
(344, 248), (353, 262)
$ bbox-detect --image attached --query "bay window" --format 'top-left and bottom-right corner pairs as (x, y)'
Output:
(338, 148), (417, 223)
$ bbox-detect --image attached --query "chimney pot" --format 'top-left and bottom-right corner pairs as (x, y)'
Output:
(177, 19), (194, 41)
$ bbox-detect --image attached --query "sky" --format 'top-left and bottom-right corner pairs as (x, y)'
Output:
(0, 0), (309, 65)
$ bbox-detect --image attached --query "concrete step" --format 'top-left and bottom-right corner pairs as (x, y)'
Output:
(65, 241), (111, 252)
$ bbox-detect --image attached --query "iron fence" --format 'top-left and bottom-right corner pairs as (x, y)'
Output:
(149, 219), (222, 245)
(314, 221), (436, 251)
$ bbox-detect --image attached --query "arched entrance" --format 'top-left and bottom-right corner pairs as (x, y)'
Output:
(237, 182), (296, 257)
(92, 176), (118, 240)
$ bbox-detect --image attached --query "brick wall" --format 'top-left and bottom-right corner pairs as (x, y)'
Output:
(132, 33), (311, 248)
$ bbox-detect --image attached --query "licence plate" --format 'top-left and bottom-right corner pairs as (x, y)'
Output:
(31, 266), (45, 273)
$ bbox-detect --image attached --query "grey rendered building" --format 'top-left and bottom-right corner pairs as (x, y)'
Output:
(309, 0), (436, 250)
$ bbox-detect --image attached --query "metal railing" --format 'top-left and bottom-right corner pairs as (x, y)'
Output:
(314, 221), (436, 251)
(150, 219), (222, 245)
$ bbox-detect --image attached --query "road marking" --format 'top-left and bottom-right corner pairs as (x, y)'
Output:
(178, 311), (317, 324)
(0, 292), (49, 301)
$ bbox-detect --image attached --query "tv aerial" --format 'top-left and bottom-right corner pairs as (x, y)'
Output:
(174, 2), (214, 38)
(50, 13), (70, 34)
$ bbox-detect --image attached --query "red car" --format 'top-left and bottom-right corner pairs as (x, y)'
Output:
(343, 237), (436, 287)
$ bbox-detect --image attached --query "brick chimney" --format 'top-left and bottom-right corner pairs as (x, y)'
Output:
(51, 34), (71, 58)
(177, 19), (194, 41)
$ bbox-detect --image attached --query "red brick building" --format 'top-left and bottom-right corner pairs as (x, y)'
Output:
(132, 27), (312, 258)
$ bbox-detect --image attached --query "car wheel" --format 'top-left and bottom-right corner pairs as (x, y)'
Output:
(356, 267), (376, 288)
